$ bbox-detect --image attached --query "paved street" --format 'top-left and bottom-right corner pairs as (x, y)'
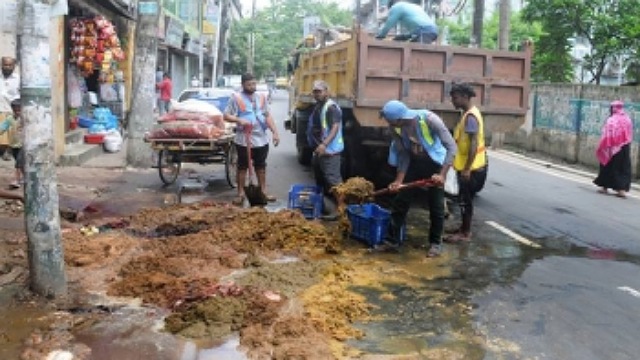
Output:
(1, 91), (639, 359)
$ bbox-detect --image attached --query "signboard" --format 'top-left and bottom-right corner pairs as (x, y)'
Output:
(0, 0), (18, 33)
(165, 16), (185, 48)
(202, 0), (219, 35)
(157, 10), (166, 39)
(139, 1), (159, 15)
(303, 16), (321, 38)
(185, 35), (201, 55)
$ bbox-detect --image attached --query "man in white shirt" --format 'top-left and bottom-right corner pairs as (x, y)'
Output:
(190, 75), (200, 88)
(0, 57), (20, 161)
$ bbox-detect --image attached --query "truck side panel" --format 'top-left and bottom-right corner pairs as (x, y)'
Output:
(296, 36), (358, 102)
(356, 32), (531, 131)
(293, 30), (531, 133)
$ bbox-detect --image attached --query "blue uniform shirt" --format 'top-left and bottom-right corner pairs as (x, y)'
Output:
(377, 2), (437, 38)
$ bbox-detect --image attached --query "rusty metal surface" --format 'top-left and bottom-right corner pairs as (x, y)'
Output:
(294, 29), (532, 132)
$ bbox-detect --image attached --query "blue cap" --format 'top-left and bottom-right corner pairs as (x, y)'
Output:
(381, 100), (418, 123)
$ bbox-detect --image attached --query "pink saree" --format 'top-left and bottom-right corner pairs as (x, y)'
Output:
(596, 101), (633, 166)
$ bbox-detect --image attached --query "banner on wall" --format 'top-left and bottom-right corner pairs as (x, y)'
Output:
(202, 0), (219, 35)
(165, 16), (185, 49)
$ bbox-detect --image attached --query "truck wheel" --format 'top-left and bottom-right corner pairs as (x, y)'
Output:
(295, 109), (313, 166)
(297, 145), (313, 166)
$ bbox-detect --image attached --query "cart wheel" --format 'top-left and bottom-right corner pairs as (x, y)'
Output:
(158, 150), (181, 185)
(225, 144), (238, 188)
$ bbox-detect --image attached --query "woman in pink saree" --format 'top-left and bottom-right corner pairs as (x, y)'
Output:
(593, 100), (633, 198)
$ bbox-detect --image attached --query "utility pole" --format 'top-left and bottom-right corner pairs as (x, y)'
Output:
(198, 1), (204, 84)
(127, 0), (161, 167)
(498, 0), (510, 50)
(212, 0), (224, 83)
(247, 0), (256, 73)
(19, 0), (67, 297)
(472, 0), (485, 47)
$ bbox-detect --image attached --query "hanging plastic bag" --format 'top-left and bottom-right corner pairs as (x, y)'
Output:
(444, 168), (459, 196)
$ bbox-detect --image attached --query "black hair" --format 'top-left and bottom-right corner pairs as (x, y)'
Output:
(388, 0), (398, 7)
(163, 73), (170, 79)
(10, 99), (20, 108)
(450, 83), (476, 98)
(241, 73), (255, 83)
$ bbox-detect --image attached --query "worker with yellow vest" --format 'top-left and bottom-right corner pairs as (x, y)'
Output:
(380, 100), (457, 257)
(445, 83), (488, 243)
(306, 80), (344, 220)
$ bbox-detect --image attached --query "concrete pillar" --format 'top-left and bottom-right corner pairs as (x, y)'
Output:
(50, 16), (66, 159)
(20, 0), (67, 297)
(127, 1), (161, 167)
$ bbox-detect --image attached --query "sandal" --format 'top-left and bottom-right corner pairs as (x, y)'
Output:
(597, 188), (608, 194)
(265, 194), (276, 202)
(427, 244), (442, 257)
(444, 232), (472, 243)
(232, 195), (245, 206)
(616, 192), (627, 199)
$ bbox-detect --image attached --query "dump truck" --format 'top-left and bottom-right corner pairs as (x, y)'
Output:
(284, 28), (532, 186)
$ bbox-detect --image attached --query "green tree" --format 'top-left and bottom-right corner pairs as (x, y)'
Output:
(522, 0), (640, 84)
(228, 0), (352, 78)
(441, 12), (543, 51)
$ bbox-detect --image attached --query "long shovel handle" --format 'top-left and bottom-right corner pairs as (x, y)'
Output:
(244, 125), (255, 182)
(373, 178), (436, 196)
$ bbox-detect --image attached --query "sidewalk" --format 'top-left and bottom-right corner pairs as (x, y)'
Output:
(493, 146), (640, 191)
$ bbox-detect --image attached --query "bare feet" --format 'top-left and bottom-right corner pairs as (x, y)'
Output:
(616, 191), (627, 198)
(597, 188), (608, 194)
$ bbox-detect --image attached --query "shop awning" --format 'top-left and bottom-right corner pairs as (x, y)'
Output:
(69, 0), (137, 21)
(101, 0), (137, 20)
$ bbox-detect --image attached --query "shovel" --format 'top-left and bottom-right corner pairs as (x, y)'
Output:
(372, 178), (436, 197)
(243, 125), (268, 207)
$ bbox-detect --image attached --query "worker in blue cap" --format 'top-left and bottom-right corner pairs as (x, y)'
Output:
(379, 100), (457, 257)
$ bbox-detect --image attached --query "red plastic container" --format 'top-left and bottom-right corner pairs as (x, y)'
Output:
(84, 134), (105, 144)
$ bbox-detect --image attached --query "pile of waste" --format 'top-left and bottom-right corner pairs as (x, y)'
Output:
(333, 177), (375, 204)
(61, 202), (372, 358)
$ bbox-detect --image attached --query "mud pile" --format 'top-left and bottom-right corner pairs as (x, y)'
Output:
(333, 177), (375, 205)
(61, 202), (371, 358)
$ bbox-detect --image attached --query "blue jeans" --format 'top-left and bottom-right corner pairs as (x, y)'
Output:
(411, 25), (438, 44)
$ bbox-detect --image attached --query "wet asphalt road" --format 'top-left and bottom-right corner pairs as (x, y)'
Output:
(267, 92), (640, 359)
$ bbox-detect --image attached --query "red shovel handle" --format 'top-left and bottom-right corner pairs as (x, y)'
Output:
(373, 178), (437, 196)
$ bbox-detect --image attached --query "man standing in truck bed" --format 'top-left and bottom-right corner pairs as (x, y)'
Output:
(376, 0), (439, 44)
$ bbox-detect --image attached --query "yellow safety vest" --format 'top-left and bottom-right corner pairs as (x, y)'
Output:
(393, 113), (434, 144)
(453, 106), (487, 171)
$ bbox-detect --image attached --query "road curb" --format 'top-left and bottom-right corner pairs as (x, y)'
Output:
(491, 149), (640, 192)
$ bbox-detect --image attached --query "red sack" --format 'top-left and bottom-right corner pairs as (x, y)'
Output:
(146, 121), (225, 140)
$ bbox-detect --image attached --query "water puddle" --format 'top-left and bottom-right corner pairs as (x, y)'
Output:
(0, 285), (51, 360)
(345, 209), (640, 358)
(182, 337), (247, 360)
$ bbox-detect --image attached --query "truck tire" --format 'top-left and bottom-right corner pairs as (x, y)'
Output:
(295, 109), (313, 166)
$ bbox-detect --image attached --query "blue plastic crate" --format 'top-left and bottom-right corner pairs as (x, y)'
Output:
(288, 184), (323, 219)
(347, 203), (390, 246)
(347, 203), (406, 247)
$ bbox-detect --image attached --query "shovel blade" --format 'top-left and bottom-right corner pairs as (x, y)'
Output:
(244, 184), (268, 207)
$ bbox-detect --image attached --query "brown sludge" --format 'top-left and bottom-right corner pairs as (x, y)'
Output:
(333, 177), (376, 234)
(61, 202), (371, 358)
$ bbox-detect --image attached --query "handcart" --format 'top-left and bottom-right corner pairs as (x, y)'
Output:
(147, 134), (237, 187)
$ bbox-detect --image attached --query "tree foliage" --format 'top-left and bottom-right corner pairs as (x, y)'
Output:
(442, 12), (543, 52)
(522, 0), (640, 84)
(227, 0), (352, 78)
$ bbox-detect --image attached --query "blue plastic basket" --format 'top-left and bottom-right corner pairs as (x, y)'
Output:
(347, 203), (406, 247)
(78, 116), (95, 129)
(288, 184), (323, 219)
